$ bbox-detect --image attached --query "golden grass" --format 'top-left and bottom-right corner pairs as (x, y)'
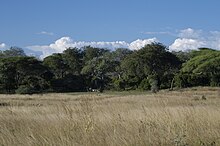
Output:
(1, 87), (220, 146)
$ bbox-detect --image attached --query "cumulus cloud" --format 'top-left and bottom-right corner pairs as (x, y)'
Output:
(28, 37), (158, 59)
(0, 43), (6, 49)
(169, 38), (205, 51)
(169, 28), (220, 51)
(27, 28), (220, 58)
(129, 38), (158, 50)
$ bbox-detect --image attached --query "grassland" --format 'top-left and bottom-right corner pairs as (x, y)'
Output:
(0, 87), (220, 146)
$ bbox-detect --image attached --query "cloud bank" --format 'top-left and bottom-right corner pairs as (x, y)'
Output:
(169, 28), (220, 51)
(25, 28), (220, 58)
(28, 37), (158, 58)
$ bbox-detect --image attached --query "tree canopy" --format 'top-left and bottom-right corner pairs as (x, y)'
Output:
(0, 44), (219, 94)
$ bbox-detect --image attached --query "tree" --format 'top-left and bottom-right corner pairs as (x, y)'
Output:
(50, 74), (85, 92)
(43, 53), (68, 78)
(82, 46), (109, 63)
(172, 51), (191, 63)
(177, 49), (220, 87)
(3, 47), (26, 57)
(62, 47), (83, 75)
(121, 43), (181, 92)
(0, 58), (17, 93)
(0, 51), (5, 58)
(0, 57), (50, 94)
(81, 52), (117, 92)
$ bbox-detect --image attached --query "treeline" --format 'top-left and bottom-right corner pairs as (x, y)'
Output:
(0, 43), (219, 94)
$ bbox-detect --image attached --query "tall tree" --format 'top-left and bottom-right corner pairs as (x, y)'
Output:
(81, 52), (117, 92)
(0, 58), (17, 93)
(176, 48), (220, 87)
(0, 57), (50, 94)
(3, 47), (26, 57)
(43, 53), (68, 78)
(82, 46), (109, 63)
(121, 43), (181, 92)
(62, 47), (83, 75)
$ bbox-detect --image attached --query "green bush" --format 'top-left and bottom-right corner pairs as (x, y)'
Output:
(138, 78), (151, 90)
(148, 74), (159, 93)
(210, 74), (220, 87)
(112, 78), (125, 91)
(174, 72), (209, 88)
(15, 85), (35, 94)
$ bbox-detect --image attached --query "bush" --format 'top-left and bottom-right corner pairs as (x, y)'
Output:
(15, 85), (35, 94)
(148, 74), (159, 93)
(210, 74), (220, 87)
(112, 78), (126, 91)
(51, 74), (86, 92)
(175, 72), (209, 88)
(138, 78), (151, 90)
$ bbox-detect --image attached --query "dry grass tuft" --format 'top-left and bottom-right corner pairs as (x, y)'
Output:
(1, 87), (220, 146)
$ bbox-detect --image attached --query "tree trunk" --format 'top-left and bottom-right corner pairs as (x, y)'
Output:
(170, 77), (175, 91)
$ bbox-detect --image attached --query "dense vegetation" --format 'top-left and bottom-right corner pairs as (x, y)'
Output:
(0, 43), (219, 94)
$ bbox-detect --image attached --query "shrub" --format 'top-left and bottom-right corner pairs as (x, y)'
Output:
(138, 78), (151, 90)
(148, 74), (159, 93)
(15, 85), (35, 94)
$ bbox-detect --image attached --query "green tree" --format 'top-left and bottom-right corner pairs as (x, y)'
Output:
(62, 47), (83, 75)
(172, 51), (191, 63)
(3, 47), (26, 57)
(177, 49), (220, 87)
(82, 46), (109, 63)
(81, 52), (117, 92)
(0, 58), (17, 93)
(0, 57), (50, 94)
(43, 53), (68, 78)
(121, 43), (181, 92)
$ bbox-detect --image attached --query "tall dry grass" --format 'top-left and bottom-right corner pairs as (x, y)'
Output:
(0, 87), (220, 146)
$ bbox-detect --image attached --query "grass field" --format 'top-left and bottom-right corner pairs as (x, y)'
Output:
(1, 87), (220, 146)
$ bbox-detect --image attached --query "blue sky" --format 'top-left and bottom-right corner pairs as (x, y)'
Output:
(1, 0), (220, 58)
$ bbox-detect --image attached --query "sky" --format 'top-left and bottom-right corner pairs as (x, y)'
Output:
(0, 0), (220, 58)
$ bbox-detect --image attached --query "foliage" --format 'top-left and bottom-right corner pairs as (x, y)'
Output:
(2, 47), (26, 57)
(176, 49), (220, 87)
(43, 53), (68, 78)
(62, 47), (83, 75)
(1, 44), (220, 94)
(121, 43), (181, 91)
(138, 78), (151, 90)
(51, 74), (85, 92)
(0, 56), (50, 93)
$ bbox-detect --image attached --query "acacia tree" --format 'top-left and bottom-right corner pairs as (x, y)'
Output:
(0, 57), (50, 94)
(43, 53), (68, 78)
(176, 48), (220, 87)
(81, 53), (118, 92)
(82, 46), (109, 63)
(0, 58), (17, 93)
(121, 43), (181, 92)
(62, 47), (83, 75)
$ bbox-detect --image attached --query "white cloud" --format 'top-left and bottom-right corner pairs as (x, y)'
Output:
(169, 38), (205, 51)
(28, 37), (158, 59)
(26, 28), (220, 58)
(178, 28), (202, 39)
(129, 38), (158, 50)
(0, 43), (6, 49)
(169, 28), (220, 51)
(37, 31), (54, 36)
